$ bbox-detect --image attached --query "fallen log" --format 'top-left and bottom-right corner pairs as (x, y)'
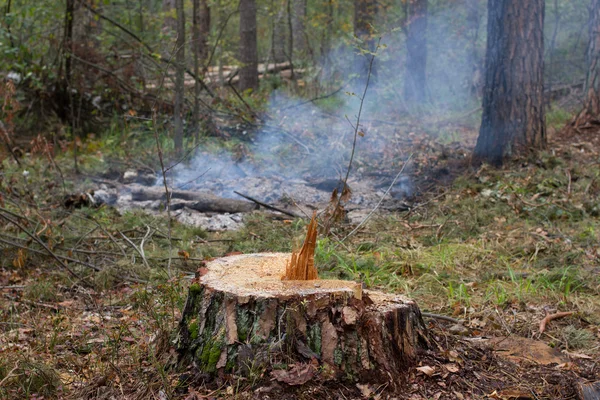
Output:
(130, 186), (257, 213)
(177, 252), (428, 386)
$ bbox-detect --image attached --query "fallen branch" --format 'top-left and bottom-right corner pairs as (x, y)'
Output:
(0, 236), (100, 272)
(539, 311), (574, 334)
(233, 191), (301, 218)
(421, 312), (463, 324)
(119, 231), (150, 269)
(131, 186), (256, 213)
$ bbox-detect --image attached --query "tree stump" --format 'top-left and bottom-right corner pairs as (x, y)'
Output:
(177, 253), (428, 386)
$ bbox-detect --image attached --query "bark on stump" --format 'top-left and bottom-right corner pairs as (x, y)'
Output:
(178, 253), (428, 385)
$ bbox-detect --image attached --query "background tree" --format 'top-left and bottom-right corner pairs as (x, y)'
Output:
(574, 0), (600, 126)
(174, 0), (185, 152)
(292, 0), (307, 56)
(193, 0), (210, 65)
(272, 2), (287, 64)
(403, 0), (428, 104)
(239, 0), (258, 91)
(162, 0), (176, 33)
(354, 0), (378, 77)
(474, 0), (546, 165)
(191, 0), (208, 134)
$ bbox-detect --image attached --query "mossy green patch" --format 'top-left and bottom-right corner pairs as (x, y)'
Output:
(189, 320), (199, 340)
(199, 331), (225, 373)
(236, 306), (252, 342)
(189, 283), (202, 295)
(307, 323), (321, 355)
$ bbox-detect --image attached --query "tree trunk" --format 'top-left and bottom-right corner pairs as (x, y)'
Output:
(63, 0), (75, 93)
(177, 253), (428, 385)
(292, 0), (307, 56)
(287, 0), (295, 80)
(272, 3), (287, 64)
(474, 0), (546, 165)
(174, 0), (185, 152)
(574, 0), (600, 126)
(465, 0), (482, 96)
(191, 0), (207, 134)
(163, 0), (176, 33)
(193, 0), (210, 65)
(239, 0), (259, 91)
(63, 0), (79, 172)
(404, 0), (428, 104)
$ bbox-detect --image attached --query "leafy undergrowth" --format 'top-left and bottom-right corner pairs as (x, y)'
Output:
(1, 127), (600, 399)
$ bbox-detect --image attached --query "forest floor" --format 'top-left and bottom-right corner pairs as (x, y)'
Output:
(1, 115), (600, 399)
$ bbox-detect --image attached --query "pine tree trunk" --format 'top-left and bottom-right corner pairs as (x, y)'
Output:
(574, 0), (600, 126)
(292, 0), (307, 56)
(174, 0), (185, 152)
(474, 0), (546, 165)
(239, 0), (258, 91)
(272, 3), (287, 64)
(178, 253), (428, 386)
(198, 0), (210, 64)
(163, 0), (176, 33)
(404, 0), (428, 104)
(192, 0), (201, 135)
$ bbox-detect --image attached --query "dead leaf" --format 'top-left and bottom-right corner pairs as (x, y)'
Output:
(487, 336), (566, 365)
(178, 250), (190, 260)
(444, 363), (459, 373)
(356, 383), (380, 399)
(356, 383), (372, 398)
(416, 365), (435, 377)
(340, 183), (352, 202)
(271, 363), (317, 385)
(12, 249), (26, 268)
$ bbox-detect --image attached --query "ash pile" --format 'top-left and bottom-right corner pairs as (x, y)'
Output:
(91, 158), (412, 232)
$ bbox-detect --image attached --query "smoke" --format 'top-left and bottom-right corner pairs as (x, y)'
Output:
(168, 3), (487, 203)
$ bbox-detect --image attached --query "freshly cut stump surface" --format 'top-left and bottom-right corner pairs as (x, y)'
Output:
(178, 253), (428, 385)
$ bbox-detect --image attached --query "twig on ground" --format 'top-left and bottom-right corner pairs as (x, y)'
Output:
(233, 191), (300, 218)
(539, 311), (574, 334)
(0, 236), (100, 272)
(0, 212), (90, 282)
(119, 231), (150, 269)
(139, 226), (153, 268)
(402, 190), (448, 220)
(82, 215), (128, 258)
(279, 86), (345, 111)
(339, 154), (412, 243)
(421, 312), (463, 324)
(0, 120), (21, 166)
(0, 362), (20, 387)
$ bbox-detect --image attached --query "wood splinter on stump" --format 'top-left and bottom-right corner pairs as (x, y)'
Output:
(283, 211), (319, 281)
(177, 214), (428, 386)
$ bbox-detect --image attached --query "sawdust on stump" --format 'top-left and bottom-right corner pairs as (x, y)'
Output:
(177, 219), (428, 387)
